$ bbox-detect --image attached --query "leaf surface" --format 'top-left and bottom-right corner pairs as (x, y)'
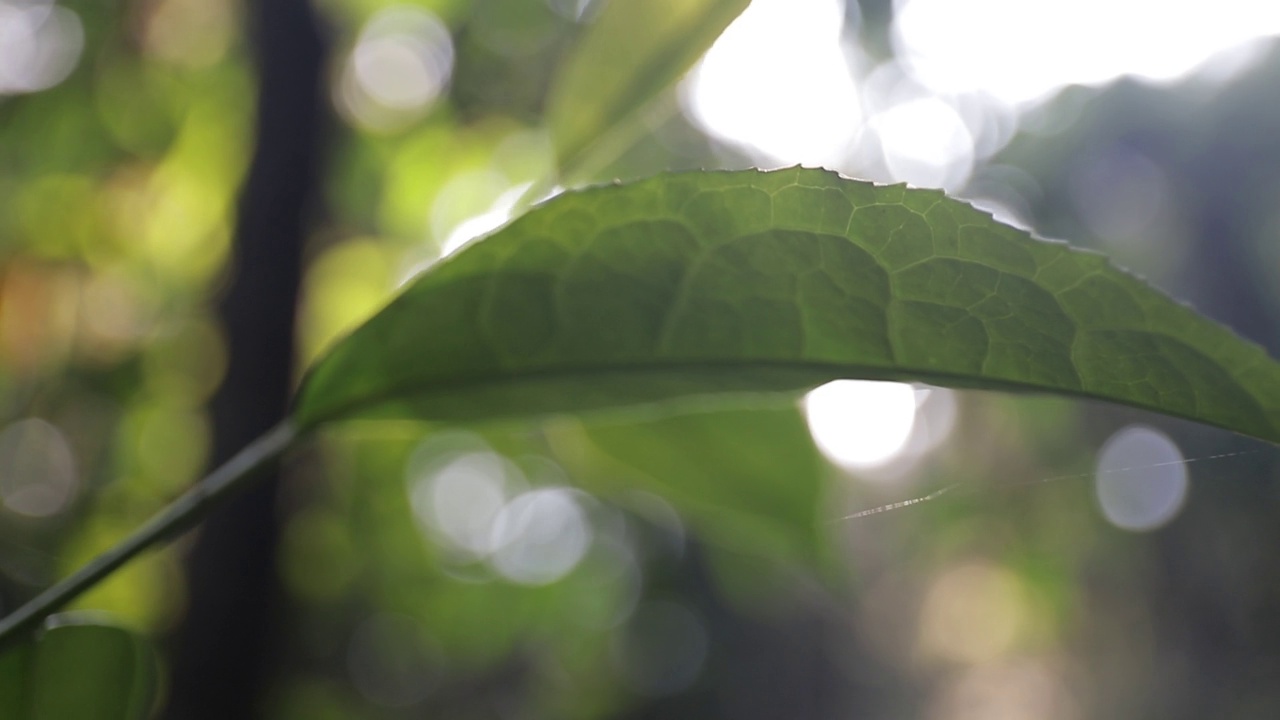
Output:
(545, 0), (749, 179)
(0, 637), (30, 714)
(0, 615), (155, 719)
(295, 167), (1280, 443)
(561, 405), (826, 565)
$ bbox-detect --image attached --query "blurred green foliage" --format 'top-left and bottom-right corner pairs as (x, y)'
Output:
(3, 0), (1280, 718)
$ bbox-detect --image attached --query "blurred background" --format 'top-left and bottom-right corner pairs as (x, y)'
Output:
(3, 0), (1280, 717)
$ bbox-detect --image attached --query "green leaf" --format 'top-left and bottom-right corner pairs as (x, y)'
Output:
(0, 636), (32, 713)
(558, 405), (825, 565)
(294, 167), (1280, 444)
(545, 0), (750, 179)
(0, 614), (155, 720)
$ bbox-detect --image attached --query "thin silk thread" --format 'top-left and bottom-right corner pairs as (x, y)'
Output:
(836, 449), (1259, 521)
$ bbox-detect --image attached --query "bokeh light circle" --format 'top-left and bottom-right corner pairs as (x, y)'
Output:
(1095, 424), (1188, 532)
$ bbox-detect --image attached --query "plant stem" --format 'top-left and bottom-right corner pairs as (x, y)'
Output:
(0, 421), (299, 648)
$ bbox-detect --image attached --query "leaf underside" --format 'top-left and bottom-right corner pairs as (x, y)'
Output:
(572, 404), (826, 565)
(295, 167), (1280, 444)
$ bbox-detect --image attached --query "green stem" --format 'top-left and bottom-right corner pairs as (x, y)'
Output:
(0, 421), (299, 647)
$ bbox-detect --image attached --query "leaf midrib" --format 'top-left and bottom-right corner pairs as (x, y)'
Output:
(298, 356), (1263, 439)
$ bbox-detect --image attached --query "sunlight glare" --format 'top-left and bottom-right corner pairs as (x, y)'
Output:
(804, 380), (917, 470)
(439, 183), (530, 257)
(895, 0), (1280, 107)
(866, 96), (975, 190)
(682, 0), (861, 166)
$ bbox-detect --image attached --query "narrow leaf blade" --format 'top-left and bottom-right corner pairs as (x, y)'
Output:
(295, 167), (1280, 444)
(545, 0), (749, 178)
(0, 614), (156, 720)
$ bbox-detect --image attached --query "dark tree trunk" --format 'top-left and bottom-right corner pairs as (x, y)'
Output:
(162, 2), (328, 717)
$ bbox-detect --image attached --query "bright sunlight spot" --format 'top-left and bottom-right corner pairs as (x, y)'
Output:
(894, 0), (1280, 107)
(1095, 425), (1189, 532)
(804, 380), (918, 470)
(0, 0), (83, 95)
(681, 0), (1280, 192)
(406, 434), (592, 584)
(412, 450), (513, 559)
(337, 5), (454, 132)
(866, 95), (975, 191)
(682, 0), (861, 167)
(490, 488), (592, 586)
